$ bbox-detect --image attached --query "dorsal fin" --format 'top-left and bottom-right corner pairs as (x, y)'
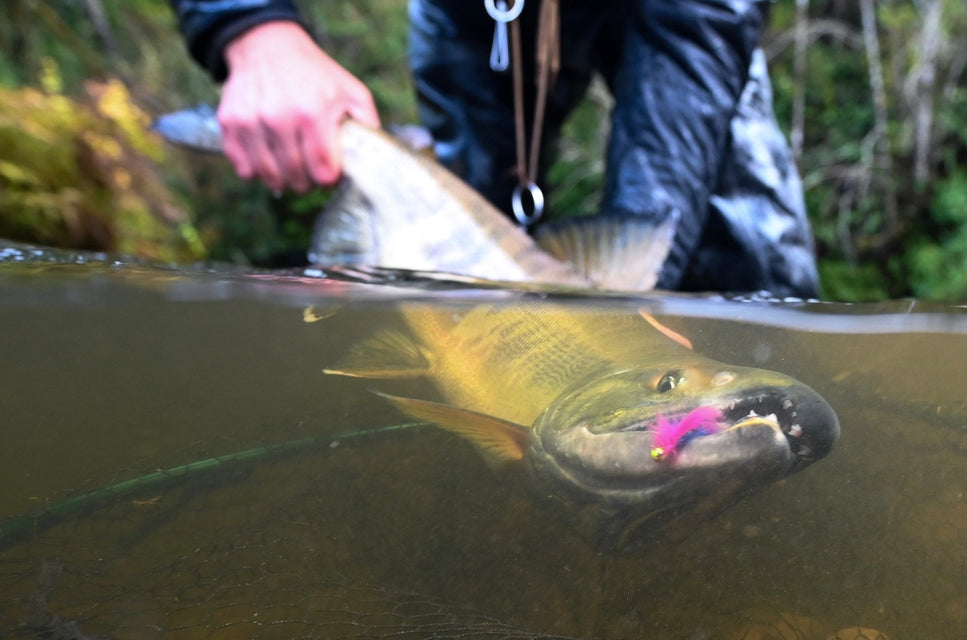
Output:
(375, 392), (529, 466)
(323, 329), (430, 379)
(535, 214), (677, 291)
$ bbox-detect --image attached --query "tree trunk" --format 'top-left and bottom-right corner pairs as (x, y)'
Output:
(791, 0), (809, 158)
(909, 0), (942, 185)
(80, 0), (121, 61)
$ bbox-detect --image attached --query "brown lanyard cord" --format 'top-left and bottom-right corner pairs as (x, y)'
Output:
(529, 0), (559, 185)
(488, 0), (560, 227)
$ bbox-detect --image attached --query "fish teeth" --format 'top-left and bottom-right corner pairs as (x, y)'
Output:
(732, 411), (781, 430)
(782, 399), (794, 410)
(789, 424), (803, 437)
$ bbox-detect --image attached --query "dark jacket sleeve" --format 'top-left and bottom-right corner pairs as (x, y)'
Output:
(168, 0), (303, 81)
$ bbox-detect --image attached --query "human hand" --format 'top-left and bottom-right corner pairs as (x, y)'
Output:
(218, 21), (380, 192)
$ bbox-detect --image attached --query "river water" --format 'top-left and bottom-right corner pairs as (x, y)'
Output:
(1, 255), (965, 640)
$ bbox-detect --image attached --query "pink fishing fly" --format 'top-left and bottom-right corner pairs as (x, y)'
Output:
(650, 406), (723, 462)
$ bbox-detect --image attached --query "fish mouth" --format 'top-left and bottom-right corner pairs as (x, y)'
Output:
(607, 382), (839, 470)
(712, 382), (840, 467)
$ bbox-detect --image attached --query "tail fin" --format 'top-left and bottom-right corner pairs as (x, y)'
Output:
(308, 180), (377, 265)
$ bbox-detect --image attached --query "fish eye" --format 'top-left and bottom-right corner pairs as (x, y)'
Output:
(657, 371), (683, 393)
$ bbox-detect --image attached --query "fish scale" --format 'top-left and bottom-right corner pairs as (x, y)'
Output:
(410, 305), (619, 425)
(486, 318), (610, 394)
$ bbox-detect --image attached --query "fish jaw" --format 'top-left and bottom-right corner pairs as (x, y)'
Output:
(527, 363), (839, 547)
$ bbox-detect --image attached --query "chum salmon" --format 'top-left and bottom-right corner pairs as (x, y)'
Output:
(322, 301), (840, 548)
(153, 108), (675, 290)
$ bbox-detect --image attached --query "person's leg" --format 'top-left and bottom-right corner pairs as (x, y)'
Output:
(681, 49), (821, 298)
(600, 0), (767, 290)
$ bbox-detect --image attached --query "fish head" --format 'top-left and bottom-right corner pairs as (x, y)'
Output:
(528, 359), (840, 549)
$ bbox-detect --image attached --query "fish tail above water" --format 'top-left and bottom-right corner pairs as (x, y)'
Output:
(306, 181), (377, 265)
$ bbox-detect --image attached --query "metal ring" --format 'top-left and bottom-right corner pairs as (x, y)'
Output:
(511, 181), (545, 227)
(485, 0), (524, 23)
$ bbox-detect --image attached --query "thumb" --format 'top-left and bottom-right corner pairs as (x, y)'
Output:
(345, 88), (381, 129)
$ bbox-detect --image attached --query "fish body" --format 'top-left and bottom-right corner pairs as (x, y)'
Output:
(325, 303), (840, 548)
(153, 108), (675, 290)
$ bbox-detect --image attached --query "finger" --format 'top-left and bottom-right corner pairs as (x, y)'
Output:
(271, 112), (313, 193)
(246, 119), (284, 192)
(218, 109), (256, 181)
(302, 111), (342, 186)
(344, 81), (381, 129)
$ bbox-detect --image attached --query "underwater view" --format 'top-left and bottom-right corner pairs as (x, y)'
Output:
(1, 248), (965, 640)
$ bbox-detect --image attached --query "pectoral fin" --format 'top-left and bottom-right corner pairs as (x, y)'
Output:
(535, 214), (677, 291)
(303, 305), (337, 323)
(639, 311), (693, 350)
(323, 329), (430, 378)
(375, 392), (529, 465)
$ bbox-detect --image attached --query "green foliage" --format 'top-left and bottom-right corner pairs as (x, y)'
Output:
(302, 1), (415, 125)
(0, 76), (204, 261)
(545, 80), (609, 221)
(818, 260), (893, 302)
(765, 0), (967, 301)
(907, 172), (967, 299)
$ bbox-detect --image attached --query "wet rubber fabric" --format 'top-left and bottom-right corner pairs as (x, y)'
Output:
(409, 0), (820, 297)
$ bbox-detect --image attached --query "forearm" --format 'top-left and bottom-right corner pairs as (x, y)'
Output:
(169, 0), (303, 80)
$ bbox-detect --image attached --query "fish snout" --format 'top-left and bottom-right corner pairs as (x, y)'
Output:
(714, 382), (840, 468)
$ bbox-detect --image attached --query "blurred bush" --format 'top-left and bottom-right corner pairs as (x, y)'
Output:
(0, 73), (204, 261)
